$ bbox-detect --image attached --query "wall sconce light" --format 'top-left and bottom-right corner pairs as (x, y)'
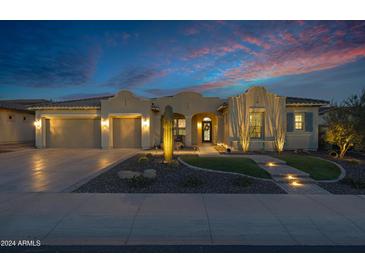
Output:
(197, 122), (202, 129)
(33, 119), (41, 129)
(101, 119), (109, 129)
(142, 118), (150, 128)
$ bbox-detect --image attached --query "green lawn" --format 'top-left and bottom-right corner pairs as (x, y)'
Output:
(180, 156), (271, 179)
(275, 154), (341, 180)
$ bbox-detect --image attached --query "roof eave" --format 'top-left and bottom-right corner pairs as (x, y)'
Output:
(28, 106), (101, 110)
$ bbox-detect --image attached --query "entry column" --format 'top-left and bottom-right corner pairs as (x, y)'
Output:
(185, 115), (192, 147)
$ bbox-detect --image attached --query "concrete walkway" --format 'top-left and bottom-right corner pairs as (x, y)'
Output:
(0, 148), (139, 192)
(242, 154), (330, 194)
(1, 193), (365, 246)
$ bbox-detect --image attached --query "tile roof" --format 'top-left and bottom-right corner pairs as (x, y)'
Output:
(28, 96), (113, 110)
(286, 97), (329, 106)
(0, 99), (49, 112)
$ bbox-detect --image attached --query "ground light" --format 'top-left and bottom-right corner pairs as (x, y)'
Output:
(291, 181), (302, 187)
(287, 175), (295, 180)
(266, 162), (276, 167)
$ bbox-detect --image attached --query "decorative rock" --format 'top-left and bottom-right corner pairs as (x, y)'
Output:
(118, 170), (141, 179)
(143, 169), (157, 179)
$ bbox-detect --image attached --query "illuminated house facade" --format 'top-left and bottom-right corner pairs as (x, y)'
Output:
(30, 86), (329, 151)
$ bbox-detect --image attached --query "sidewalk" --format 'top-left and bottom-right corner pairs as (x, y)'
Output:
(1, 193), (365, 246)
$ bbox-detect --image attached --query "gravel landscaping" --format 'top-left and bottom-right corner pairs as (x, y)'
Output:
(315, 153), (365, 194)
(73, 153), (286, 194)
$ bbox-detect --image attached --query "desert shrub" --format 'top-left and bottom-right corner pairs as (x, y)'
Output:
(138, 156), (149, 164)
(145, 153), (153, 158)
(341, 177), (365, 189)
(168, 159), (179, 168)
(232, 176), (253, 187)
(126, 175), (153, 188)
(180, 175), (204, 188)
(329, 150), (338, 158)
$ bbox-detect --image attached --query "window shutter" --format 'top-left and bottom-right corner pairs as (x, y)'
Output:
(287, 112), (294, 132)
(305, 112), (313, 132)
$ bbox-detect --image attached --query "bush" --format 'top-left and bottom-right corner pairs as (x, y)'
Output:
(232, 177), (253, 187)
(145, 153), (153, 158)
(341, 177), (365, 189)
(329, 150), (338, 158)
(138, 156), (149, 164)
(180, 175), (204, 188)
(167, 159), (179, 168)
(126, 175), (153, 188)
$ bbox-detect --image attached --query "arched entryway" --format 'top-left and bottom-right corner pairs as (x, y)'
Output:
(191, 112), (218, 146)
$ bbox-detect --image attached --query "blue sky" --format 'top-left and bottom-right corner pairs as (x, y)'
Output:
(0, 20), (364, 102)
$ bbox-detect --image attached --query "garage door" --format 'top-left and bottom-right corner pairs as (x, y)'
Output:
(46, 119), (101, 148)
(113, 118), (141, 148)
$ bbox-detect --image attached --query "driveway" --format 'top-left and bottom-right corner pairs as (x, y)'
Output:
(0, 148), (139, 192)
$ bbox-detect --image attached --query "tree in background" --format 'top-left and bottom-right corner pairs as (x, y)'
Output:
(325, 90), (364, 158)
(344, 89), (365, 151)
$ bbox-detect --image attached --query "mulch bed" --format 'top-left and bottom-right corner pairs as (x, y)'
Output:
(73, 154), (286, 194)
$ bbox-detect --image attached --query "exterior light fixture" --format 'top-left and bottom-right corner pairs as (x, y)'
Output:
(101, 119), (109, 129)
(267, 162), (276, 167)
(142, 118), (150, 128)
(33, 119), (41, 129)
(197, 122), (202, 129)
(291, 181), (302, 187)
(287, 175), (295, 180)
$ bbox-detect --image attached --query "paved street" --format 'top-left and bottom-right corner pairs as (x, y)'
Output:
(1, 193), (365, 246)
(0, 148), (139, 192)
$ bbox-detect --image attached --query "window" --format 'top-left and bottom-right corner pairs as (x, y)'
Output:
(294, 113), (304, 130)
(249, 112), (264, 139)
(173, 118), (186, 136)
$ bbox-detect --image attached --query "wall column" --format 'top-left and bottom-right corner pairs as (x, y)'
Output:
(185, 115), (192, 147)
(101, 115), (110, 149)
(141, 115), (151, 149)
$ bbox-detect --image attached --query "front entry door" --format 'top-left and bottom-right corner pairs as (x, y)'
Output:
(202, 121), (212, 142)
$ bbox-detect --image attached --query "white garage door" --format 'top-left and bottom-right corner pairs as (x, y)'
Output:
(113, 118), (141, 148)
(46, 118), (101, 148)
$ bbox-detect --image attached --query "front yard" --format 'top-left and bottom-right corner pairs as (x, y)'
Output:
(274, 154), (341, 180)
(74, 154), (283, 194)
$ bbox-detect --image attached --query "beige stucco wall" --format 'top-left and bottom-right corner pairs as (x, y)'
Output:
(0, 109), (35, 144)
(285, 106), (319, 151)
(151, 92), (225, 147)
(226, 87), (285, 151)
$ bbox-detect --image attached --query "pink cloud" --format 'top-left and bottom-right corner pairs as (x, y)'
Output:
(185, 41), (253, 59)
(242, 36), (271, 49)
(224, 45), (365, 81)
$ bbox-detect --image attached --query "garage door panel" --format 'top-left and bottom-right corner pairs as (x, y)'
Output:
(46, 119), (101, 148)
(113, 118), (141, 148)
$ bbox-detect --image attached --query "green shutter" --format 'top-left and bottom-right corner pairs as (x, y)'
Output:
(305, 112), (313, 132)
(287, 112), (294, 132)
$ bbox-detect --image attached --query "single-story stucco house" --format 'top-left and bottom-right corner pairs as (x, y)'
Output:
(29, 86), (329, 151)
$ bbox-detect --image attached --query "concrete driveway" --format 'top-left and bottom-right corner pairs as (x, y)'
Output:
(0, 148), (139, 192)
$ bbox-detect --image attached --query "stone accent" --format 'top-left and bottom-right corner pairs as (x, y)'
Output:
(118, 170), (142, 179)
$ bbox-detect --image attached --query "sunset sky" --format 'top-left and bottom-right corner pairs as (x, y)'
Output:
(0, 20), (364, 102)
